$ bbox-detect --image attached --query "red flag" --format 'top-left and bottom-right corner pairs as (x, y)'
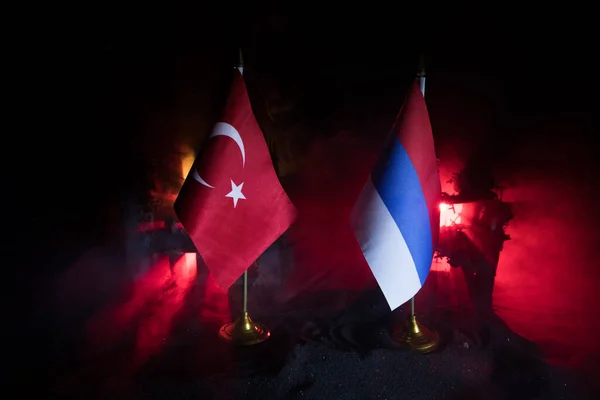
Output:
(174, 69), (296, 289)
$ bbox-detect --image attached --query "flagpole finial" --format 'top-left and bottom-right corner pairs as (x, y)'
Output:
(417, 55), (426, 78)
(238, 48), (244, 68)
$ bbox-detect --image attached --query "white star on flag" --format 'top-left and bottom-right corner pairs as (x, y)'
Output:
(225, 179), (246, 208)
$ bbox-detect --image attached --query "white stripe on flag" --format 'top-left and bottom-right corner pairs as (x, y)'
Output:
(350, 177), (422, 310)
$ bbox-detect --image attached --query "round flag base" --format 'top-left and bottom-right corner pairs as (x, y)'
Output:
(396, 314), (439, 354)
(218, 312), (270, 346)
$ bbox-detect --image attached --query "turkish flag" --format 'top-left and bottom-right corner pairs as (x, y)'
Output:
(174, 69), (297, 289)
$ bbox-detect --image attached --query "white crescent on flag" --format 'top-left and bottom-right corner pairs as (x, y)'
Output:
(192, 122), (246, 188)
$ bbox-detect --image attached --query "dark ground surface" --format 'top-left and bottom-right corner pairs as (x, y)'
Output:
(13, 241), (597, 399)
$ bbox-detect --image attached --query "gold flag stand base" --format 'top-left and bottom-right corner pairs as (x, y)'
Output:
(218, 311), (271, 346)
(396, 314), (439, 354)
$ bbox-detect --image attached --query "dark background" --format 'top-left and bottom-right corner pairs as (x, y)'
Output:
(17, 3), (596, 230)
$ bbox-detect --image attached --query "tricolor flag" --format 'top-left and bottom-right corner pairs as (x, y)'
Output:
(350, 81), (441, 310)
(174, 68), (297, 289)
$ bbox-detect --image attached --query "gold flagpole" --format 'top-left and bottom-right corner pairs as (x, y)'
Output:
(395, 56), (440, 353)
(217, 49), (271, 345)
(218, 266), (271, 345)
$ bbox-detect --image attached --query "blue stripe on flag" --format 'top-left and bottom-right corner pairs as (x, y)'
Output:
(371, 136), (433, 284)
(350, 178), (423, 310)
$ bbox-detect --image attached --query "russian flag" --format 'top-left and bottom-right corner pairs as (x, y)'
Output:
(350, 81), (441, 310)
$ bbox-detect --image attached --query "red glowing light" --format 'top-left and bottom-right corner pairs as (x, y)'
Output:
(439, 202), (463, 227)
(430, 256), (452, 273)
(84, 253), (198, 373)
